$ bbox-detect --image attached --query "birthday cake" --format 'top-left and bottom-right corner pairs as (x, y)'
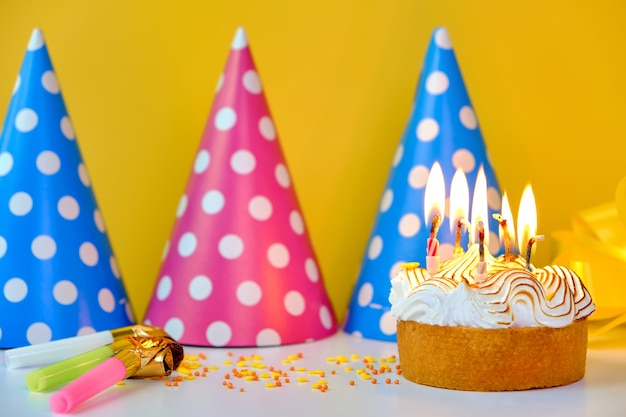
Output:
(389, 244), (595, 391)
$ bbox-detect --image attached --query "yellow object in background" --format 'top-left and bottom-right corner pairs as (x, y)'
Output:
(0, 1), (625, 323)
(553, 176), (626, 336)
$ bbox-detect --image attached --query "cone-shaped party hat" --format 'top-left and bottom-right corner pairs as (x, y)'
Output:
(344, 27), (503, 341)
(144, 27), (337, 347)
(0, 29), (134, 348)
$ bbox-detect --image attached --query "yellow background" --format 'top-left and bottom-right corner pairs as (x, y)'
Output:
(0, 1), (624, 322)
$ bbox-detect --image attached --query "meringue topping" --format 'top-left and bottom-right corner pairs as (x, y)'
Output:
(389, 245), (595, 328)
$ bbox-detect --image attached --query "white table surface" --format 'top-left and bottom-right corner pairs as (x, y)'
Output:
(1, 323), (625, 417)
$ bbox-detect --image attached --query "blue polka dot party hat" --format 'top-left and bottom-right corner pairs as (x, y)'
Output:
(343, 27), (503, 341)
(0, 29), (134, 348)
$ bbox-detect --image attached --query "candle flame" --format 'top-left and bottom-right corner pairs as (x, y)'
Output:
(449, 168), (469, 233)
(424, 162), (446, 227)
(500, 192), (516, 251)
(516, 184), (537, 253)
(470, 165), (489, 246)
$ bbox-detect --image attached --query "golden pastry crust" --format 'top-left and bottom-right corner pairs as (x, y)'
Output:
(397, 318), (588, 391)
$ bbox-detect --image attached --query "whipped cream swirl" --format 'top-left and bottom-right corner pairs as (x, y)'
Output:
(389, 245), (595, 328)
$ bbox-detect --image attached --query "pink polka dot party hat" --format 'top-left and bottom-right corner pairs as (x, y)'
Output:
(144, 27), (337, 347)
(0, 29), (134, 348)
(344, 27), (503, 341)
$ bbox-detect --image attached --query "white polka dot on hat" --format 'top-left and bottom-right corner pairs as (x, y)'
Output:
(0, 29), (134, 348)
(144, 27), (337, 347)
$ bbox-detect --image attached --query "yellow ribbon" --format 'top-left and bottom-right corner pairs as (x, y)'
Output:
(552, 177), (626, 338)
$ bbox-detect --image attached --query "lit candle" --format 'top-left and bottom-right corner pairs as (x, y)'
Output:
(469, 166), (489, 283)
(449, 168), (469, 257)
(499, 192), (517, 256)
(493, 208), (515, 262)
(478, 221), (485, 261)
(516, 185), (536, 250)
(470, 165), (489, 249)
(454, 219), (470, 257)
(525, 235), (544, 270)
(492, 214), (508, 252)
(516, 184), (538, 269)
(424, 162), (446, 274)
(475, 220), (488, 283)
(428, 214), (441, 256)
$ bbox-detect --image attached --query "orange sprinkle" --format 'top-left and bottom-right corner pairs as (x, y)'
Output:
(165, 381), (172, 387)
(396, 364), (401, 369)
(385, 378), (391, 384)
(224, 374), (230, 379)
(349, 380), (355, 386)
(331, 370), (336, 375)
(397, 370), (403, 375)
(203, 367), (208, 372)
(269, 366), (274, 371)
(372, 378), (377, 384)
(289, 366), (295, 371)
(222, 381), (227, 386)
(273, 375), (280, 381)
(194, 371), (200, 376)
(320, 372), (325, 378)
(372, 369), (378, 375)
(227, 382), (233, 389)
(297, 352), (303, 358)
(276, 381), (282, 387)
(240, 387), (244, 392)
(199, 353), (207, 360)
(201, 372), (206, 377)
(227, 351), (233, 356)
(394, 379), (400, 384)
(282, 372), (288, 377)
(173, 381), (179, 387)
(285, 378), (290, 383)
